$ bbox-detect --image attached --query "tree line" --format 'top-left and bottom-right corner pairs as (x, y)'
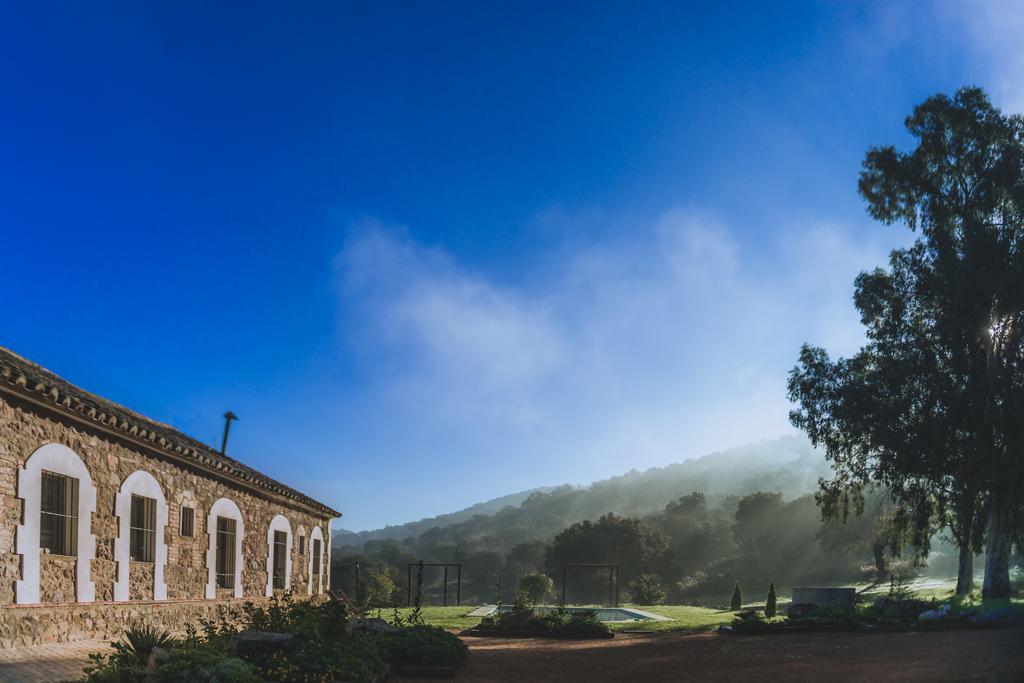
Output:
(332, 488), (915, 607)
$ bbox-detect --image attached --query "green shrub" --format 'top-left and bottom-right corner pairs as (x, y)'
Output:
(730, 610), (770, 633)
(84, 594), (465, 683)
(83, 625), (180, 681)
(555, 611), (611, 638)
(765, 582), (777, 618)
(789, 603), (859, 626)
(384, 625), (469, 669)
(887, 574), (915, 601)
(153, 646), (256, 683)
(730, 581), (743, 610)
(248, 631), (387, 683)
(517, 572), (554, 606)
(238, 597), (387, 682)
(476, 606), (611, 639)
(82, 652), (130, 683)
(241, 592), (348, 640)
(360, 568), (398, 607)
(118, 624), (178, 664)
(628, 573), (667, 605)
(83, 595), (397, 683)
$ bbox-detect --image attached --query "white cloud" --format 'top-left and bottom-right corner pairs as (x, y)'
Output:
(937, 0), (1024, 114)
(332, 208), (899, 487)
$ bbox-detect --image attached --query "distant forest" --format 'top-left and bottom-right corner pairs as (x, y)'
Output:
(331, 436), (960, 606)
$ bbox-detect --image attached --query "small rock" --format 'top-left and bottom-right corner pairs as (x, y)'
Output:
(967, 607), (1024, 626)
(146, 646), (172, 671)
(229, 631), (294, 656)
(347, 617), (398, 633)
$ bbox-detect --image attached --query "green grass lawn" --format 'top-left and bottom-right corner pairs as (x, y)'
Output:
(385, 604), (737, 633)
(607, 605), (735, 632)
(383, 606), (483, 631)
(853, 574), (1024, 605)
(381, 576), (1023, 635)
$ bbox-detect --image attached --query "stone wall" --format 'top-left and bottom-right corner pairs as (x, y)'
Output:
(0, 393), (334, 644)
(39, 555), (75, 603)
(129, 562), (154, 602)
(0, 596), (303, 647)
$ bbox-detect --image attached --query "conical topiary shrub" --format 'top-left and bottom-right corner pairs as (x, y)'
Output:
(765, 582), (777, 618)
(730, 581), (742, 611)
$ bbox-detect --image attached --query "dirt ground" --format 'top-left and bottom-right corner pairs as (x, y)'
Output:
(394, 628), (1024, 682)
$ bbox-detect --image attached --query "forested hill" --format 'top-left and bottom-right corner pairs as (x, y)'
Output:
(335, 435), (829, 551)
(333, 486), (559, 546)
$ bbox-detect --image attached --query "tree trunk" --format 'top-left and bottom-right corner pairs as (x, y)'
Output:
(872, 540), (888, 581)
(982, 491), (1013, 600)
(955, 544), (973, 596)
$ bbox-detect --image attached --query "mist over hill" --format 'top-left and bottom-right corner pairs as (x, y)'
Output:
(333, 486), (558, 546)
(335, 435), (828, 551)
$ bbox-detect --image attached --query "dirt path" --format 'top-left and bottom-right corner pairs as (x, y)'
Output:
(396, 629), (1024, 682)
(0, 639), (110, 683)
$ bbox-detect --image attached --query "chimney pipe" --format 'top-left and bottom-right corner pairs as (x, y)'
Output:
(220, 411), (238, 455)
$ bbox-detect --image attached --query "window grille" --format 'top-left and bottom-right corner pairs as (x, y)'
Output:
(215, 516), (237, 589)
(272, 530), (287, 589)
(40, 470), (78, 556)
(180, 506), (194, 537)
(129, 494), (157, 563)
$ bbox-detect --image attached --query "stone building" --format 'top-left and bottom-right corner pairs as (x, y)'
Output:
(0, 346), (339, 645)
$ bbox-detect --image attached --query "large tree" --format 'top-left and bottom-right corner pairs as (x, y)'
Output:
(790, 87), (1024, 598)
(790, 253), (983, 594)
(544, 513), (671, 598)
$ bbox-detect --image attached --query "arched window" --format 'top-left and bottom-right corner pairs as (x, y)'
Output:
(205, 497), (244, 598)
(15, 443), (97, 604)
(114, 470), (169, 601)
(265, 514), (293, 597)
(307, 525), (325, 595)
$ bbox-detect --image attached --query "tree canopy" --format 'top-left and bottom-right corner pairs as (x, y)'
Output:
(789, 87), (1024, 597)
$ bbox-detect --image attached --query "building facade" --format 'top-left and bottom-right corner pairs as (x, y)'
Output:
(0, 347), (339, 646)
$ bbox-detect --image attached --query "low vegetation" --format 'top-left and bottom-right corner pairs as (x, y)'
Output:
(725, 576), (1024, 635)
(517, 571), (555, 606)
(765, 582), (777, 618)
(628, 573), (667, 605)
(387, 604), (736, 634)
(729, 582), (742, 611)
(337, 485), (920, 610)
(82, 593), (468, 682)
(471, 604), (612, 639)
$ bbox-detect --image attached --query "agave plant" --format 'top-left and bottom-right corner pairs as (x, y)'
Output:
(112, 624), (179, 665)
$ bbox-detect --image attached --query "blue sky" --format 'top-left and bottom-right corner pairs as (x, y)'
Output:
(2, 2), (1021, 530)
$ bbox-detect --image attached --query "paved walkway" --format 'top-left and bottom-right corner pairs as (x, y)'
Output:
(0, 640), (109, 683)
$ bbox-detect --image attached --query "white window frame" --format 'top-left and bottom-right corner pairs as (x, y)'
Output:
(205, 497), (244, 598)
(265, 514), (293, 596)
(114, 470), (169, 601)
(16, 443), (97, 604)
(326, 518), (333, 591)
(307, 525), (325, 595)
